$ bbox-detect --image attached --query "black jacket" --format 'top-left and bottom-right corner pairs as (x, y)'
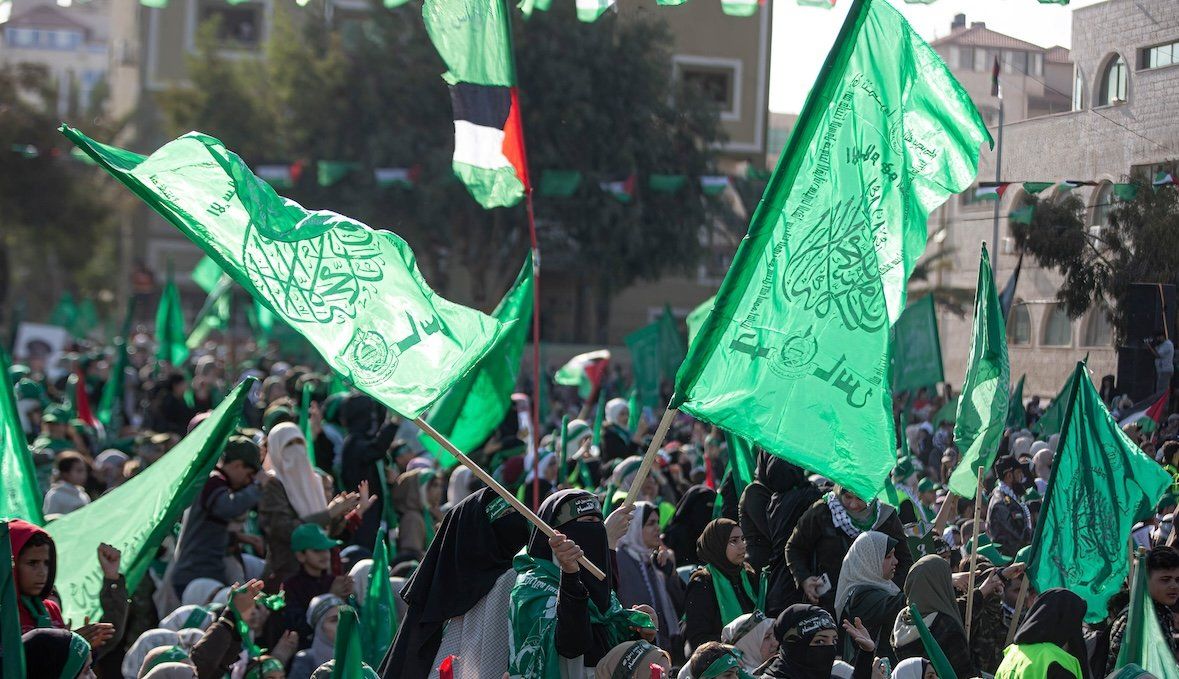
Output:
(682, 567), (759, 651)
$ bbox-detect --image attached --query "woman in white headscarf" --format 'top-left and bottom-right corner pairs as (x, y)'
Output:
(122, 628), (182, 679)
(159, 604), (217, 631)
(349, 559), (374, 606)
(259, 422), (359, 584)
(180, 578), (224, 607)
(602, 398), (641, 463)
(721, 612), (778, 671)
(1032, 445), (1053, 495)
(289, 594), (343, 679)
(835, 531), (904, 665)
(614, 500), (683, 658)
(444, 466), (474, 510)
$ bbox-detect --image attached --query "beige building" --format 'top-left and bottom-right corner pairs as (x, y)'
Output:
(1, 0), (111, 116)
(931, 0), (1179, 398)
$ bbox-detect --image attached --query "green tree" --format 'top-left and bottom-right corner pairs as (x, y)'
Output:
(160, 2), (725, 340)
(1009, 171), (1179, 343)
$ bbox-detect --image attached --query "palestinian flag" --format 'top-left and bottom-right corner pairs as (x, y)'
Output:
(423, 0), (530, 209)
(722, 0), (760, 15)
(600, 175), (636, 203)
(974, 181), (1010, 201)
(576, 0), (615, 21)
(375, 166), (420, 189)
(701, 175), (730, 195)
(1119, 390), (1169, 434)
(256, 164), (296, 189)
(1154, 171), (1175, 188)
(555, 350), (611, 399)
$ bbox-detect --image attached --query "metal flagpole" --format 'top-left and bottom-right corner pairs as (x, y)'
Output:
(991, 76), (1005, 279)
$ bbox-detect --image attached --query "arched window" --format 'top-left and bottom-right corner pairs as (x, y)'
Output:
(1098, 54), (1128, 105)
(1073, 67), (1085, 111)
(1043, 304), (1074, 347)
(1092, 182), (1114, 229)
(1008, 304), (1032, 346)
(1082, 310), (1113, 347)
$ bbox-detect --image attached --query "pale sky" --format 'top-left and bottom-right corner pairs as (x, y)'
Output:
(769, 0), (1108, 113)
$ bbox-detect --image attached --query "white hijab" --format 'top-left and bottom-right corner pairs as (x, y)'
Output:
(122, 628), (181, 679)
(524, 452), (558, 484)
(180, 578), (224, 607)
(605, 398), (629, 427)
(265, 422), (328, 519)
(159, 605), (215, 631)
(617, 501), (656, 561)
(350, 559), (374, 606)
(892, 657), (927, 679)
(834, 531), (901, 619)
(447, 466), (474, 505)
(722, 613), (775, 670)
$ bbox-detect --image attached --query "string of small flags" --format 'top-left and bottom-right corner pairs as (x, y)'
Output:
(972, 176), (1175, 224)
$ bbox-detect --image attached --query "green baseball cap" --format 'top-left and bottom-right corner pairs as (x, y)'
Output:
(291, 524), (341, 553)
(41, 406), (68, 424)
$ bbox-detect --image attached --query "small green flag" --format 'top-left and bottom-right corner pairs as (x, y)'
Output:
(155, 271), (189, 367)
(576, 0), (615, 22)
(626, 322), (662, 413)
(0, 521), (26, 679)
(949, 244), (1010, 498)
(300, 381), (315, 463)
(518, 0), (552, 17)
(538, 170), (581, 197)
(360, 536), (397, 667)
(64, 126), (514, 420)
(1027, 362), (1171, 622)
(685, 295), (715, 347)
(908, 604), (958, 679)
(331, 605), (368, 678)
(419, 255), (533, 466)
(671, 0), (991, 501)
(48, 292), (78, 330)
(0, 348), (42, 524)
(318, 161), (360, 188)
(649, 174), (688, 194)
(1022, 181), (1054, 195)
(97, 297), (134, 435)
(47, 378), (252, 623)
(1006, 374), (1028, 430)
(592, 393), (606, 449)
(1113, 183), (1139, 201)
(1116, 550), (1179, 678)
(721, 0), (759, 16)
(657, 305), (686, 382)
(1009, 205), (1034, 225)
(191, 255), (224, 294)
(1032, 369), (1077, 437)
(186, 275), (232, 350)
(890, 295), (943, 393)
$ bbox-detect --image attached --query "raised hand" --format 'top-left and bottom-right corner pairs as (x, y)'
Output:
(357, 481), (378, 516)
(97, 543), (121, 580)
(74, 617), (116, 649)
(604, 503), (635, 549)
(843, 617), (876, 652)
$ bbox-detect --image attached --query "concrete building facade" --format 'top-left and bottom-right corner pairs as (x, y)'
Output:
(0, 0), (110, 116)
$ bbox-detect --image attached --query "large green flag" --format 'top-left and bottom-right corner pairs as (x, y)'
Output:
(625, 322), (662, 413)
(1006, 374), (1028, 430)
(1027, 362), (1171, 622)
(670, 0), (990, 500)
(949, 244), (1010, 498)
(46, 378), (251, 622)
(155, 273), (189, 367)
(64, 127), (513, 420)
(1116, 550), (1179, 678)
(419, 255), (533, 466)
(890, 294), (943, 393)
(360, 536), (397, 667)
(1, 348), (43, 525)
(686, 295), (716, 347)
(0, 521), (25, 679)
(332, 605), (367, 678)
(724, 432), (756, 499)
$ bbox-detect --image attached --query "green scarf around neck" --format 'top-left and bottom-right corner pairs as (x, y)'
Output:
(706, 565), (758, 626)
(21, 595), (54, 628)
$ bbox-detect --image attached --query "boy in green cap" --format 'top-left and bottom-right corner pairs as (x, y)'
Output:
(283, 523), (352, 647)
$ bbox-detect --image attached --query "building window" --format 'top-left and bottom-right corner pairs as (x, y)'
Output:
(198, 1), (264, 47)
(1072, 67), (1085, 110)
(674, 56), (740, 121)
(1008, 304), (1032, 346)
(1042, 304), (1073, 347)
(1031, 52), (1043, 77)
(1098, 54), (1128, 105)
(1091, 182), (1114, 229)
(974, 48), (987, 72)
(1082, 310), (1113, 347)
(1142, 41), (1179, 70)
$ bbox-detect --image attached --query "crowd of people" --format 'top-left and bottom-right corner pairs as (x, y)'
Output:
(7, 334), (1179, 679)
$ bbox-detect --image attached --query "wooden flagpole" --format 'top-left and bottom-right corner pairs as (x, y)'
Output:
(1004, 575), (1029, 646)
(415, 416), (606, 580)
(622, 407), (679, 507)
(963, 466), (986, 641)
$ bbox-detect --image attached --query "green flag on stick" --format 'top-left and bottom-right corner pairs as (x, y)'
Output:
(949, 244), (1010, 498)
(191, 255), (223, 294)
(0, 348), (43, 525)
(332, 605), (368, 678)
(360, 536), (397, 667)
(64, 126), (514, 420)
(909, 604), (958, 679)
(419, 255), (533, 466)
(670, 0), (991, 501)
(46, 378), (252, 623)
(1032, 368), (1078, 437)
(97, 296), (137, 435)
(625, 322), (662, 413)
(1116, 550), (1179, 678)
(890, 295), (943, 393)
(657, 305), (686, 381)
(0, 521), (25, 679)
(186, 275), (232, 350)
(155, 270), (189, 367)
(300, 381), (315, 463)
(1006, 374), (1027, 430)
(1027, 362), (1171, 622)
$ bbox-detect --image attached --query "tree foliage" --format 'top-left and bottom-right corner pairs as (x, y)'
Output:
(160, 2), (727, 340)
(1010, 170), (1179, 344)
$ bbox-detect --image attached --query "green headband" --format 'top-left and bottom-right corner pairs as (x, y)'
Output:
(554, 494), (602, 525)
(700, 650), (755, 679)
(611, 640), (662, 679)
(59, 632), (91, 679)
(246, 657), (286, 679)
(143, 646), (190, 674)
(730, 610), (767, 642)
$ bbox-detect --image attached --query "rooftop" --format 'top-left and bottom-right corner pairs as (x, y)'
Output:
(5, 4), (89, 32)
(931, 20), (1052, 54)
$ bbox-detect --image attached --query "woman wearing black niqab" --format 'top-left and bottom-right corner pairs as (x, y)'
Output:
(995, 588), (1091, 679)
(662, 484), (717, 565)
(379, 486), (529, 679)
(756, 604), (840, 679)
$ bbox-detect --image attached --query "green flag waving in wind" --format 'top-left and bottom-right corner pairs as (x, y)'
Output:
(949, 244), (1009, 498)
(64, 127), (513, 420)
(47, 378), (252, 623)
(420, 254), (534, 466)
(890, 294), (943, 393)
(0, 348), (43, 525)
(155, 269), (189, 367)
(1027, 362), (1171, 622)
(1116, 550), (1179, 678)
(671, 0), (990, 501)
(1006, 374), (1027, 430)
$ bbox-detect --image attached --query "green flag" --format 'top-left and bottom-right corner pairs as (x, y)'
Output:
(0, 521), (25, 679)
(300, 381), (315, 463)
(724, 432), (756, 499)
(670, 0), (990, 501)
(908, 604), (958, 679)
(1116, 550), (1179, 678)
(0, 348), (43, 525)
(419, 255), (533, 466)
(657, 305), (686, 381)
(248, 298), (276, 345)
(48, 292), (78, 330)
(685, 295), (715, 347)
(1006, 374), (1028, 430)
(360, 536), (397, 667)
(46, 378), (252, 622)
(186, 274), (232, 350)
(64, 127), (513, 420)
(890, 295), (943, 392)
(155, 272), (189, 367)
(191, 255), (223, 294)
(625, 322), (662, 412)
(332, 605), (367, 678)
(949, 244), (1010, 498)
(1027, 362), (1171, 622)
(1032, 369), (1077, 437)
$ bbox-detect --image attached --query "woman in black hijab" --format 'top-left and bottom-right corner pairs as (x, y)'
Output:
(379, 486), (529, 679)
(996, 588), (1091, 679)
(684, 518), (761, 651)
(741, 453), (820, 616)
(662, 485), (717, 565)
(756, 604), (840, 679)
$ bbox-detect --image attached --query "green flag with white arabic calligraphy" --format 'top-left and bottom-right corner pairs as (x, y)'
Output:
(63, 126), (513, 420)
(1027, 362), (1171, 622)
(155, 273), (189, 367)
(949, 244), (1009, 498)
(671, 0), (990, 500)
(890, 294), (943, 393)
